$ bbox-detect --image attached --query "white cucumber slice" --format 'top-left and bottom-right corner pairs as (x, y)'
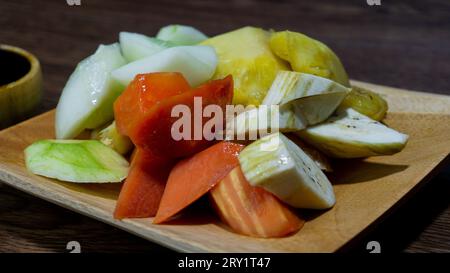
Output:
(262, 71), (351, 105)
(25, 140), (129, 183)
(297, 108), (409, 158)
(55, 43), (127, 139)
(238, 132), (336, 209)
(111, 45), (217, 87)
(119, 32), (175, 62)
(156, 24), (208, 45)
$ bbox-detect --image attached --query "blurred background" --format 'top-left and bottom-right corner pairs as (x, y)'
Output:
(0, 0), (449, 252)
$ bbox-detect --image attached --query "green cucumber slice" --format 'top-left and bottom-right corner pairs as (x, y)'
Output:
(25, 140), (129, 183)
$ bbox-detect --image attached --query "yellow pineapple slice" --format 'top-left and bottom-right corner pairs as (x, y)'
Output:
(201, 26), (289, 106)
(270, 30), (350, 87)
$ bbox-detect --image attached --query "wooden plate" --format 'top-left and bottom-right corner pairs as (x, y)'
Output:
(0, 81), (449, 252)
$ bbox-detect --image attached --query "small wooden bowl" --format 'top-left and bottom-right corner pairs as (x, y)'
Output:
(0, 44), (43, 129)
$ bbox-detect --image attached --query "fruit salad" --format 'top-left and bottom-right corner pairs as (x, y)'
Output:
(24, 25), (408, 238)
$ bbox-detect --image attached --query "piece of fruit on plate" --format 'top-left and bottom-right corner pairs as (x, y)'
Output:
(270, 30), (350, 87)
(156, 24), (208, 45)
(114, 72), (233, 158)
(226, 92), (347, 140)
(55, 43), (127, 139)
(201, 26), (289, 105)
(297, 108), (409, 158)
(286, 133), (333, 172)
(119, 32), (176, 62)
(154, 142), (244, 224)
(114, 148), (175, 219)
(238, 132), (335, 209)
(337, 86), (388, 121)
(262, 71), (351, 105)
(210, 166), (304, 238)
(25, 140), (129, 183)
(225, 72), (350, 139)
(90, 121), (133, 155)
(114, 72), (191, 138)
(111, 45), (218, 87)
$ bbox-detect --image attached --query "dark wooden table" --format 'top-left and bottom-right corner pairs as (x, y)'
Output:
(0, 0), (449, 253)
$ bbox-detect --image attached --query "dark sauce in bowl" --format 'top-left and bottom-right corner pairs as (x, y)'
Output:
(0, 48), (31, 86)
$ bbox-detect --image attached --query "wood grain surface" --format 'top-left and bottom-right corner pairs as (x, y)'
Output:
(0, 93), (448, 252)
(0, 0), (449, 252)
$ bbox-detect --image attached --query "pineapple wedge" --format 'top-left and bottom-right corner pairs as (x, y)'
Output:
(270, 30), (350, 87)
(297, 108), (409, 158)
(238, 132), (336, 209)
(201, 26), (289, 105)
